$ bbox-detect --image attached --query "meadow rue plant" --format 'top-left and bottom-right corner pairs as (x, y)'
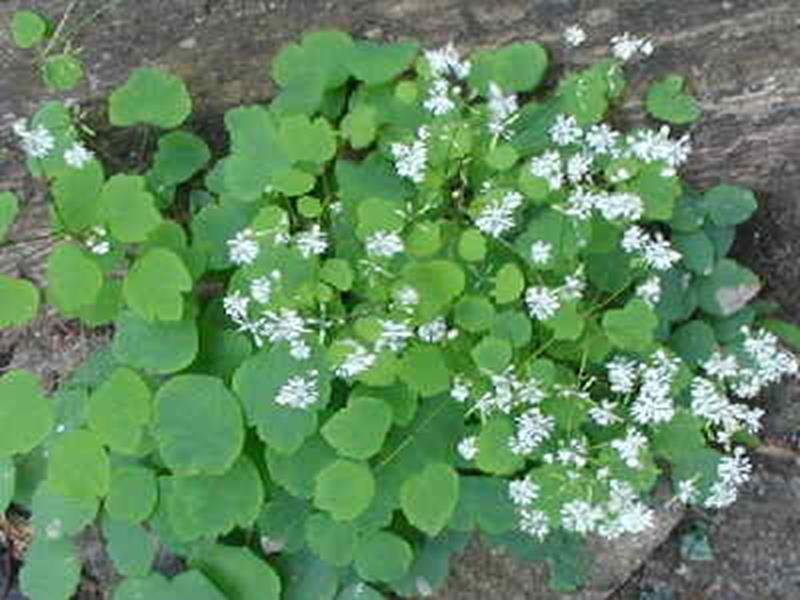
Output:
(2, 21), (800, 600)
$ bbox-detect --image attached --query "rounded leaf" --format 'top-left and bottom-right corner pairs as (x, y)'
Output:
(306, 513), (358, 566)
(46, 242), (103, 313)
(11, 10), (48, 48)
(354, 531), (413, 583)
(314, 459), (375, 521)
(106, 465), (158, 523)
(0, 274), (39, 328)
(109, 68), (192, 128)
(87, 368), (152, 454)
(42, 54), (84, 91)
(191, 544), (282, 600)
(400, 462), (459, 536)
(154, 375), (245, 475)
(646, 74), (701, 125)
(151, 131), (211, 186)
(48, 430), (110, 500)
(321, 396), (393, 460)
(123, 248), (192, 321)
(101, 174), (163, 243)
(0, 370), (53, 457)
(0, 191), (20, 241)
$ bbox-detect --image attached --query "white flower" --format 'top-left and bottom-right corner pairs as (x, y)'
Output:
(457, 436), (479, 461)
(566, 152), (594, 184)
(510, 408), (555, 455)
(63, 143), (94, 169)
(508, 478), (540, 506)
(525, 286), (560, 321)
(564, 187), (597, 221)
(611, 429), (648, 469)
(257, 309), (310, 347)
(610, 32), (654, 62)
(631, 350), (680, 425)
(529, 150), (564, 191)
(560, 265), (586, 301)
(335, 340), (376, 379)
(451, 376), (471, 402)
(275, 371), (319, 410)
(589, 399), (622, 426)
(424, 78), (456, 116)
(595, 192), (644, 222)
(85, 226), (110, 256)
(228, 228), (261, 266)
(418, 318), (448, 344)
(376, 319), (414, 353)
(704, 447), (752, 509)
(250, 276), (274, 304)
(13, 120), (55, 159)
(425, 42), (471, 79)
(642, 234), (682, 270)
(677, 479), (699, 504)
(550, 114), (583, 146)
(731, 327), (799, 398)
(395, 286), (419, 308)
(223, 290), (250, 323)
(295, 225), (328, 258)
(626, 125), (691, 168)
(391, 127), (429, 183)
(519, 508), (550, 540)
(563, 24), (587, 47)
(529, 240), (552, 266)
(607, 356), (640, 394)
(621, 225), (649, 253)
(366, 230), (405, 258)
(585, 123), (620, 155)
(487, 82), (518, 138)
(703, 352), (739, 380)
(561, 500), (602, 534)
(636, 276), (662, 307)
(475, 191), (523, 238)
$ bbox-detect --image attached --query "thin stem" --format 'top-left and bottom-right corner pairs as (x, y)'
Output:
(42, 0), (81, 58)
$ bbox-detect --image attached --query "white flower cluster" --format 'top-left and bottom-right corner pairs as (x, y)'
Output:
(64, 143), (94, 169)
(563, 24), (587, 48)
(391, 126), (429, 183)
(334, 340), (377, 380)
(704, 446), (752, 509)
(228, 228), (261, 266)
(550, 114), (583, 146)
(375, 319), (415, 353)
(85, 226), (111, 256)
(611, 428), (648, 469)
(366, 230), (405, 258)
(524, 286), (560, 321)
(560, 480), (654, 539)
(564, 188), (644, 222)
(610, 32), (654, 62)
(457, 435), (478, 461)
(424, 78), (456, 116)
(487, 82), (518, 139)
(621, 225), (682, 271)
(730, 327), (799, 398)
(530, 150), (563, 191)
(636, 276), (662, 307)
(474, 191), (524, 238)
(474, 367), (546, 416)
(275, 370), (319, 410)
(12, 119), (55, 159)
(631, 350), (682, 425)
(510, 408), (556, 456)
(425, 42), (471, 80)
(295, 225), (328, 258)
(417, 317), (458, 344)
(625, 126), (691, 169)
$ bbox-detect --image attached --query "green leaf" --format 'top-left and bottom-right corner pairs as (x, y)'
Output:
(101, 175), (163, 243)
(476, 415), (524, 475)
(492, 264), (525, 305)
(337, 583), (384, 600)
(191, 544), (282, 600)
(486, 144), (519, 171)
(670, 320), (717, 365)
(112, 311), (198, 374)
(342, 105), (377, 149)
(87, 367), (151, 454)
(106, 465), (158, 523)
(321, 396), (392, 460)
(279, 115), (337, 164)
(646, 74), (701, 124)
(0, 191), (19, 241)
(471, 336), (512, 373)
(602, 298), (658, 353)
(124, 248), (192, 321)
(450, 476), (517, 534)
(265, 433), (336, 499)
(258, 491), (312, 553)
(491, 310), (533, 348)
(151, 131), (211, 186)
(19, 537), (81, 600)
(704, 185), (758, 227)
(109, 68), (192, 128)
(635, 162), (681, 221)
(651, 409), (706, 462)
(673, 231), (715, 275)
(278, 551), (340, 600)
(347, 40), (419, 85)
(103, 516), (156, 576)
(545, 300), (585, 341)
(354, 530), (413, 583)
(11, 10), (48, 48)
(0, 458), (14, 512)
(400, 462), (459, 536)
(165, 456), (264, 541)
(271, 167), (315, 196)
(47, 242), (103, 313)
(48, 430), (110, 500)
(389, 530), (470, 597)
(30, 482), (98, 539)
(321, 258), (354, 291)
(115, 572), (227, 600)
(314, 459), (375, 521)
(154, 375), (244, 475)
(696, 258), (761, 317)
(762, 318), (800, 351)
(0, 370), (53, 457)
(406, 221), (442, 258)
(272, 30), (354, 91)
(232, 347), (326, 454)
(458, 229), (487, 262)
(0, 274), (39, 327)
(305, 513), (358, 566)
(192, 200), (259, 269)
(399, 345), (451, 397)
(469, 42), (549, 95)
(52, 159), (105, 232)
(42, 54), (84, 91)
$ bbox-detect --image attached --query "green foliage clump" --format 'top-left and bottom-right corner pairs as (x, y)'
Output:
(3, 22), (799, 600)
